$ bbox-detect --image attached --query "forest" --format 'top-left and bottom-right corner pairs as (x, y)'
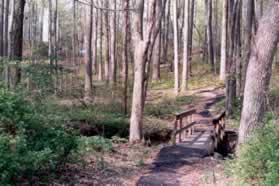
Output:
(0, 0), (278, 185)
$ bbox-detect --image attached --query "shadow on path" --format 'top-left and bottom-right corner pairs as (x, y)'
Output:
(137, 144), (209, 185)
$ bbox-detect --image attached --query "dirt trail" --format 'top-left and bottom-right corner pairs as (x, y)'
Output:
(136, 87), (225, 186)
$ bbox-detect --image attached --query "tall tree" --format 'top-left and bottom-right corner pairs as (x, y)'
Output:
(181, 0), (189, 92)
(220, 0), (228, 81)
(4, 0), (10, 56)
(48, 0), (54, 66)
(241, 0), (254, 95)
(188, 0), (195, 75)
(109, 0), (117, 84)
(9, 0), (25, 84)
(173, 0), (179, 95)
(206, 0), (215, 72)
(123, 0), (129, 114)
(0, 0), (4, 56)
(129, 0), (165, 143)
(239, 1), (279, 144)
(72, 0), (77, 65)
(84, 0), (93, 100)
(151, 0), (162, 81)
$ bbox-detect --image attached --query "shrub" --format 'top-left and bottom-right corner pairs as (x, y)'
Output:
(0, 88), (77, 184)
(78, 136), (113, 153)
(144, 100), (179, 119)
(228, 120), (279, 186)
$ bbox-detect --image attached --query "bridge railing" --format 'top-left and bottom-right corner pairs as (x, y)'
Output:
(171, 109), (196, 145)
(212, 110), (226, 149)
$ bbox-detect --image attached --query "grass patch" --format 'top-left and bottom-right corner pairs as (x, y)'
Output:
(144, 95), (196, 119)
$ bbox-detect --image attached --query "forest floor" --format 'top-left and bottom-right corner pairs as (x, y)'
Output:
(53, 86), (235, 186)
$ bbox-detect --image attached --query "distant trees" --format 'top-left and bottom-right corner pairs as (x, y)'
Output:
(239, 1), (279, 144)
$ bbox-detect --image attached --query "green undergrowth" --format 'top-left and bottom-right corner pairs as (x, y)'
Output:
(144, 95), (196, 119)
(45, 99), (130, 139)
(150, 73), (223, 91)
(0, 87), (78, 184)
(225, 117), (279, 186)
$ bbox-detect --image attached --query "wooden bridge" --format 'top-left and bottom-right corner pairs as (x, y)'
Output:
(171, 109), (226, 156)
(137, 89), (230, 185)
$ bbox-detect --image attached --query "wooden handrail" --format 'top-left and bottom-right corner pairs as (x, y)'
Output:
(173, 121), (197, 136)
(212, 110), (226, 149)
(212, 110), (226, 125)
(175, 109), (196, 120)
(172, 109), (197, 144)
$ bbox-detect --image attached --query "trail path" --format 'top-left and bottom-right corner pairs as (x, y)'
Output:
(136, 87), (224, 186)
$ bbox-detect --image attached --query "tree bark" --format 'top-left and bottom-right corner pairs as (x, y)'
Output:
(0, 0), (4, 56)
(72, 0), (76, 65)
(241, 0), (254, 95)
(109, 0), (117, 84)
(129, 0), (165, 143)
(173, 0), (179, 95)
(4, 0), (9, 56)
(84, 0), (93, 100)
(9, 0), (25, 84)
(152, 0), (162, 81)
(220, 0), (228, 81)
(188, 0), (195, 75)
(181, 0), (189, 92)
(206, 0), (215, 72)
(239, 1), (279, 144)
(123, 0), (129, 115)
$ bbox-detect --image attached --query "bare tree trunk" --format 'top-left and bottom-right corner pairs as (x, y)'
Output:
(188, 0), (195, 75)
(173, 0), (179, 95)
(130, 0), (165, 143)
(239, 1), (279, 144)
(163, 0), (170, 66)
(206, 0), (215, 72)
(54, 0), (57, 68)
(104, 0), (110, 82)
(226, 0), (241, 116)
(4, 0), (9, 56)
(9, 0), (25, 84)
(109, 0), (117, 84)
(72, 0), (76, 65)
(241, 0), (254, 95)
(181, 0), (189, 92)
(123, 0), (129, 115)
(220, 0), (228, 81)
(48, 0), (53, 66)
(152, 0), (162, 81)
(84, 0), (93, 100)
(94, 8), (99, 74)
(254, 0), (263, 30)
(98, 8), (103, 81)
(0, 0), (4, 56)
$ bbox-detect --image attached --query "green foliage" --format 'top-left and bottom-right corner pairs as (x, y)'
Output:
(145, 99), (179, 119)
(68, 105), (129, 138)
(228, 120), (279, 186)
(78, 136), (113, 153)
(0, 88), (77, 184)
(32, 42), (49, 57)
(144, 96), (195, 119)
